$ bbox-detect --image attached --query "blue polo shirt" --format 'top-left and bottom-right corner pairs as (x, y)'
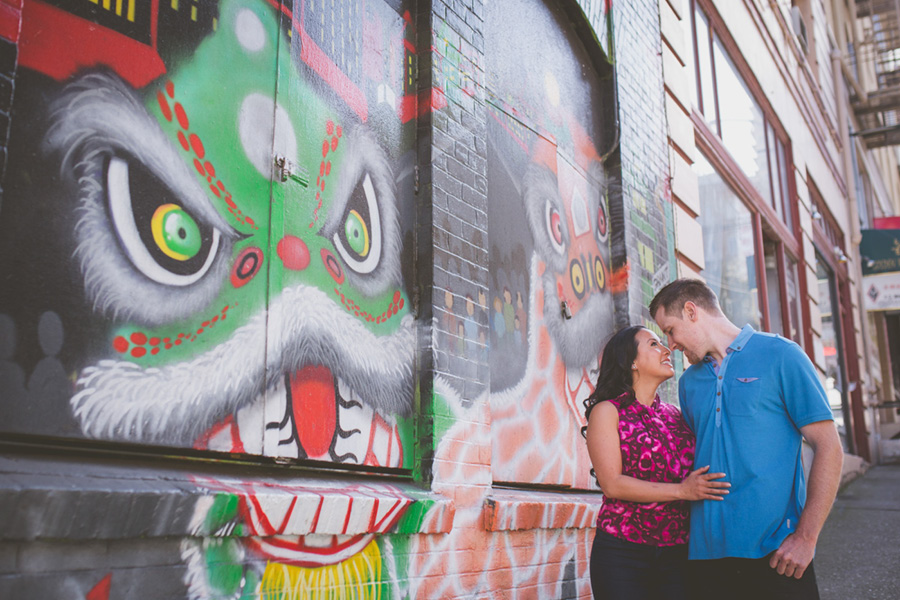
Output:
(678, 326), (833, 560)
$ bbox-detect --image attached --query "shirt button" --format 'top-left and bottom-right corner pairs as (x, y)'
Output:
(717, 408), (721, 412)
(718, 376), (723, 380)
(717, 391), (721, 395)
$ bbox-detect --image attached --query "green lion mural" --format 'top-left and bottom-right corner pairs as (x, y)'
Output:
(0, 0), (419, 596)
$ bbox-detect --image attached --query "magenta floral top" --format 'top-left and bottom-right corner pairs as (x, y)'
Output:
(596, 392), (695, 546)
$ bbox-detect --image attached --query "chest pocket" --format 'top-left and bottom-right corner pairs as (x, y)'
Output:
(725, 376), (761, 417)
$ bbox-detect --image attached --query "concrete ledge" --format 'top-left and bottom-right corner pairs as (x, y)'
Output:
(483, 488), (601, 532)
(0, 454), (454, 541)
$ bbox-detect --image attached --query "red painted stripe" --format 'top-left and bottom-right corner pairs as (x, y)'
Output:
(341, 497), (353, 534)
(247, 494), (277, 535)
(19, 0), (165, 87)
(276, 495), (298, 535)
(0, 1), (20, 42)
(299, 28), (368, 122)
(263, 0), (367, 122)
(309, 494), (324, 532)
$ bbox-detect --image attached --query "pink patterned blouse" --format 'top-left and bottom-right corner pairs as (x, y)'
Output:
(596, 392), (695, 546)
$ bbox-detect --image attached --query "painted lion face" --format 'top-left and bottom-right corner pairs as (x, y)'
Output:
(3, 0), (418, 467)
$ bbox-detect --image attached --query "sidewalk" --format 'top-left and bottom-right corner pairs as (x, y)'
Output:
(816, 465), (900, 600)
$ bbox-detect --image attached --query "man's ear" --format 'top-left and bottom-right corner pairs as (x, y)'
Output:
(683, 301), (698, 322)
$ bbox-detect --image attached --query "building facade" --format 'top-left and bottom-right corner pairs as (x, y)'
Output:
(661, 0), (900, 468)
(0, 0), (895, 598)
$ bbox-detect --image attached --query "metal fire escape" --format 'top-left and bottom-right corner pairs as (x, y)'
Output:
(850, 0), (900, 147)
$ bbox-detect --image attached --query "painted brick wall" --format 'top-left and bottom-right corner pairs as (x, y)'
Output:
(0, 0), (674, 597)
(613, 0), (676, 330)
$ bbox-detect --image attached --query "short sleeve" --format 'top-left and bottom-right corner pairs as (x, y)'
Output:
(777, 341), (834, 429)
(678, 374), (695, 433)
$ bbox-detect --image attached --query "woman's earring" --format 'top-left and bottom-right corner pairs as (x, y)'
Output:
(631, 365), (637, 370)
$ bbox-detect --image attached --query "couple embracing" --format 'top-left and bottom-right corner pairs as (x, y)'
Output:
(584, 279), (843, 600)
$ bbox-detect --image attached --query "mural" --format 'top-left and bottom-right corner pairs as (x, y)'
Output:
(483, 0), (621, 489)
(2, 0), (422, 461)
(0, 0), (420, 596)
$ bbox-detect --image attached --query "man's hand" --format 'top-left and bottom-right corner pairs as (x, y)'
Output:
(769, 532), (816, 578)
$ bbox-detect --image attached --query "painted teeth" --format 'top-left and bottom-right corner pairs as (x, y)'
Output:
(263, 376), (297, 458)
(335, 376), (375, 465)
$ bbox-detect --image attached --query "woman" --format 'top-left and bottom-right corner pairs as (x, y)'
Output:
(584, 326), (729, 600)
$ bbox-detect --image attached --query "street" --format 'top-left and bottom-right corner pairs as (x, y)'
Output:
(816, 465), (900, 600)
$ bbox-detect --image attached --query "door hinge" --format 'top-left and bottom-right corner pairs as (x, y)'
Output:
(274, 155), (309, 187)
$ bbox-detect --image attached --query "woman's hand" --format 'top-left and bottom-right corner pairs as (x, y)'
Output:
(679, 465), (730, 501)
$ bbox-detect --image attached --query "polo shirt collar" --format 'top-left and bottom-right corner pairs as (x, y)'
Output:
(703, 324), (755, 366)
(728, 324), (756, 353)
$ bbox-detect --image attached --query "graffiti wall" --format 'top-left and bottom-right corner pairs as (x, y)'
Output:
(484, 0), (619, 489)
(0, 0), (418, 467)
(0, 0), (628, 598)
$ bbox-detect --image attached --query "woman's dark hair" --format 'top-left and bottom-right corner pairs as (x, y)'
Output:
(581, 325), (645, 438)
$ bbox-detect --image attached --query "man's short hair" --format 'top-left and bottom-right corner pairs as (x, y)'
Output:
(649, 278), (721, 319)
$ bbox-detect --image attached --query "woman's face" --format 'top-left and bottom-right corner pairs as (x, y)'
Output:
(632, 328), (674, 382)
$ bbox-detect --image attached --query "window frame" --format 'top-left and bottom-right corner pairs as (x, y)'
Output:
(688, 0), (807, 344)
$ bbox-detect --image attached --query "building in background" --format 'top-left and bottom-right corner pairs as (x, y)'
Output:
(661, 0), (900, 467)
(0, 0), (896, 597)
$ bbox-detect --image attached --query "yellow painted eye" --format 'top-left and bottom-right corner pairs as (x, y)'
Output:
(594, 256), (606, 290)
(570, 258), (585, 298)
(150, 203), (202, 261)
(344, 209), (371, 258)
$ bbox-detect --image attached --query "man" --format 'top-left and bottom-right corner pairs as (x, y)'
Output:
(650, 278), (843, 600)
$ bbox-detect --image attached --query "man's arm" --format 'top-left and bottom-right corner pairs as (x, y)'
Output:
(768, 419), (843, 578)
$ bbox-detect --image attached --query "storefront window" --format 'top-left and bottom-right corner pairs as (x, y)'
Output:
(817, 255), (850, 451)
(764, 240), (784, 336)
(714, 36), (771, 211)
(695, 153), (760, 329)
(785, 257), (803, 345)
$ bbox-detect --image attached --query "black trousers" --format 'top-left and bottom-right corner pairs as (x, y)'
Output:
(688, 554), (820, 600)
(589, 530), (689, 600)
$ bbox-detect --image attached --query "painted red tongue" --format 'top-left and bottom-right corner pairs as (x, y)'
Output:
(290, 365), (336, 459)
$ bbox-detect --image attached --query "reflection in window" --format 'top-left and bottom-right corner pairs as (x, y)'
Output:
(694, 5), (717, 131)
(785, 257), (803, 345)
(690, 1), (793, 230)
(764, 241), (784, 336)
(714, 35), (771, 210)
(817, 255), (849, 451)
(695, 153), (760, 329)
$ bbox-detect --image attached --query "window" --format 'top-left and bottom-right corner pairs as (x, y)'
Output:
(695, 153), (759, 329)
(817, 253), (854, 453)
(689, 0), (804, 343)
(689, 0), (793, 230)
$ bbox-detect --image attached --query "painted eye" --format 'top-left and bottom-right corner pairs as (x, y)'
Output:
(333, 172), (381, 274)
(597, 199), (608, 242)
(343, 209), (371, 258)
(594, 255), (606, 290)
(570, 258), (586, 299)
(545, 201), (565, 254)
(151, 204), (202, 261)
(108, 156), (221, 286)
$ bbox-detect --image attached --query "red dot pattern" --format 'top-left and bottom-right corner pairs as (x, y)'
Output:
(334, 288), (405, 324)
(111, 304), (236, 359)
(309, 120), (342, 229)
(162, 80), (258, 230)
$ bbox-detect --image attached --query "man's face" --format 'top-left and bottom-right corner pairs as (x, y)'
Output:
(653, 304), (706, 365)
